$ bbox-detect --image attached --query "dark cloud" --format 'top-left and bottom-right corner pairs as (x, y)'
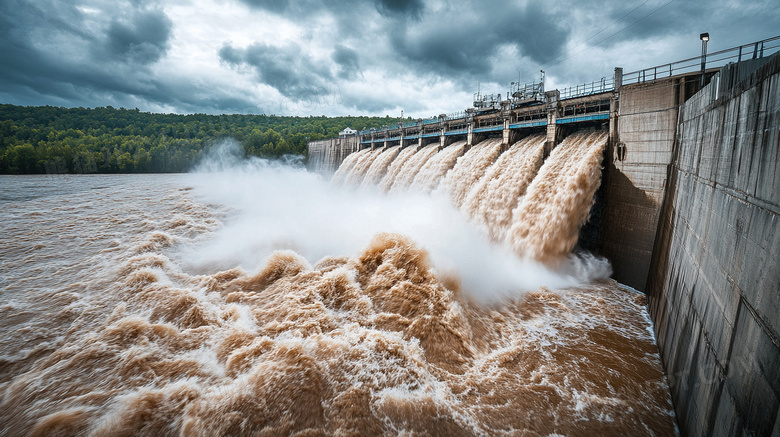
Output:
(0, 1), (90, 103)
(500, 2), (570, 64)
(390, 2), (568, 82)
(104, 10), (173, 64)
(0, 0), (248, 114)
(0, 0), (777, 116)
(236, 0), (345, 16)
(583, 0), (778, 54)
(236, 0), (421, 22)
(374, 0), (423, 18)
(332, 44), (360, 79)
(219, 42), (335, 98)
(340, 87), (400, 115)
(217, 45), (243, 65)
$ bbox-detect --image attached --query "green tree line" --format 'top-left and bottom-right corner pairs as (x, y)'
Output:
(0, 104), (403, 174)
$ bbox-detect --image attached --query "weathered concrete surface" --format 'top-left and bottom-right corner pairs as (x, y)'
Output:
(307, 136), (361, 173)
(648, 54), (780, 437)
(597, 76), (684, 291)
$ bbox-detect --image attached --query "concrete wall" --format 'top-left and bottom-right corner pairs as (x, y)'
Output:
(647, 55), (780, 437)
(307, 136), (361, 174)
(597, 77), (684, 291)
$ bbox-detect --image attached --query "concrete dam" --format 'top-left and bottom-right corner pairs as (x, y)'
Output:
(307, 37), (779, 436)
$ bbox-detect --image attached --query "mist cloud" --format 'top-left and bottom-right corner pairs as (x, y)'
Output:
(180, 141), (605, 303)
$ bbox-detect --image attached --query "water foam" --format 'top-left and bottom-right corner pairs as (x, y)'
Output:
(0, 138), (676, 436)
(180, 141), (586, 303)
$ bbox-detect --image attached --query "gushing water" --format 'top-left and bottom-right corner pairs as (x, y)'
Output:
(341, 131), (609, 267)
(388, 144), (439, 193)
(441, 138), (504, 208)
(411, 141), (467, 193)
(508, 131), (608, 263)
(344, 147), (383, 186)
(0, 134), (676, 436)
(361, 146), (401, 187)
(332, 147), (370, 185)
(462, 134), (546, 241)
(379, 146), (419, 192)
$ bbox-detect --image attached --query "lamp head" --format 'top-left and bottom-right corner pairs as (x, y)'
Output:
(700, 33), (709, 42)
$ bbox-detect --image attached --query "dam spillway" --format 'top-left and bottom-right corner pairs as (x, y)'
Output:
(330, 130), (608, 266)
(309, 42), (780, 436)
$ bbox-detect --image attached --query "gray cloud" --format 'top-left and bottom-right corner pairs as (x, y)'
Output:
(0, 0), (777, 116)
(236, 0), (419, 20)
(341, 90), (400, 115)
(332, 44), (361, 79)
(219, 42), (335, 98)
(104, 10), (173, 64)
(0, 0), (252, 113)
(374, 0), (423, 18)
(389, 1), (568, 85)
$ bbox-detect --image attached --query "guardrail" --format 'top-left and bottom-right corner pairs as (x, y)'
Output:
(559, 76), (615, 100)
(445, 111), (468, 121)
(622, 35), (780, 85)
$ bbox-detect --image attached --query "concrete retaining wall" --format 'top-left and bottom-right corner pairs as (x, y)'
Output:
(647, 55), (780, 436)
(307, 136), (361, 174)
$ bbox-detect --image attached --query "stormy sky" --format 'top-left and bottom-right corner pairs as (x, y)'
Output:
(1, 0), (777, 118)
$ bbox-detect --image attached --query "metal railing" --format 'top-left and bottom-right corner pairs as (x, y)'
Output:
(357, 111), (468, 136)
(622, 35), (780, 85)
(559, 76), (615, 100)
(511, 80), (544, 100)
(473, 92), (502, 109)
(445, 111), (468, 121)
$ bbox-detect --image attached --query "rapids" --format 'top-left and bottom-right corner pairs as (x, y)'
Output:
(0, 136), (677, 435)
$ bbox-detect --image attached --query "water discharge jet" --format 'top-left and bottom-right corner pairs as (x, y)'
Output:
(181, 140), (603, 303)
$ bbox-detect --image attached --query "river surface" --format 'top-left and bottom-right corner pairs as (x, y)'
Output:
(0, 170), (677, 436)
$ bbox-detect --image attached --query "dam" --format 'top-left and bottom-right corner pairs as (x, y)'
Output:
(308, 36), (780, 436)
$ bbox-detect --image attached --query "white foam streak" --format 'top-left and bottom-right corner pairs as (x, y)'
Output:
(361, 146), (401, 187)
(461, 134), (546, 241)
(379, 146), (419, 192)
(440, 139), (504, 209)
(388, 144), (439, 193)
(411, 141), (466, 193)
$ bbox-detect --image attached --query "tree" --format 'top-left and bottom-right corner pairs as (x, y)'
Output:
(8, 143), (38, 173)
(117, 152), (133, 173)
(0, 103), (403, 174)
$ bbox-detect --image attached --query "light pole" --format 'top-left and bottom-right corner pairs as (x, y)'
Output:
(700, 33), (709, 87)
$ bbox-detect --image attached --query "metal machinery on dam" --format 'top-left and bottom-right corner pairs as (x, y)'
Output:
(308, 35), (780, 436)
(354, 72), (613, 156)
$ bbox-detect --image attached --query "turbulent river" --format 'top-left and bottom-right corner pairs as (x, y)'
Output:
(1, 136), (677, 436)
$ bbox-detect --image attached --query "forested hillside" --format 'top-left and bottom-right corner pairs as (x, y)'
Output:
(0, 104), (401, 174)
